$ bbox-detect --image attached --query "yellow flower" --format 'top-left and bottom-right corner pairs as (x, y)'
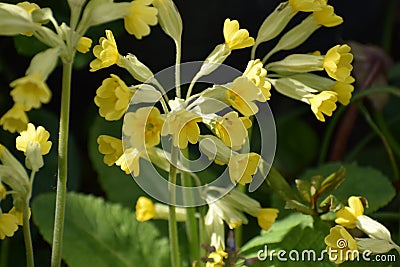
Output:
(115, 148), (142, 176)
(312, 5), (343, 27)
(335, 196), (364, 229)
(16, 123), (52, 155)
(16, 1), (40, 36)
(162, 109), (201, 149)
(223, 18), (254, 50)
(205, 250), (228, 267)
(89, 30), (119, 72)
(288, 0), (325, 12)
(308, 91), (338, 122)
(226, 76), (263, 116)
(228, 152), (260, 185)
(135, 196), (186, 222)
(214, 112), (250, 150)
(324, 225), (358, 264)
(10, 72), (51, 110)
(97, 135), (123, 166)
(0, 103), (28, 133)
(323, 44), (353, 82)
(77, 37), (92, 54)
(257, 208), (279, 231)
(135, 196), (155, 222)
(0, 212), (19, 240)
(243, 59), (271, 101)
(123, 107), (164, 150)
(9, 207), (29, 226)
(94, 74), (133, 121)
(0, 182), (6, 200)
(124, 0), (158, 39)
(332, 81), (354, 105)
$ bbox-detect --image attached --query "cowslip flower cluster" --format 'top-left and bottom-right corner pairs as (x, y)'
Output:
(247, 0), (354, 122)
(324, 196), (400, 264)
(94, 19), (265, 186)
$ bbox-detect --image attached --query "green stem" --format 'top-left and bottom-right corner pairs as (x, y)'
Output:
(185, 74), (199, 100)
(175, 40), (182, 98)
(358, 103), (399, 180)
(23, 199), (34, 267)
(0, 238), (9, 267)
(51, 61), (73, 267)
(318, 106), (346, 164)
(181, 149), (199, 262)
(250, 44), (257, 60)
(168, 146), (181, 267)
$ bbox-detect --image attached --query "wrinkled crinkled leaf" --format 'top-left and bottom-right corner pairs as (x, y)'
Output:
(32, 192), (170, 267)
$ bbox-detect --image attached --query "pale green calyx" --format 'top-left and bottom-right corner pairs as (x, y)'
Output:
(0, 3), (39, 36)
(26, 48), (60, 80)
(153, 0), (183, 43)
(25, 142), (44, 171)
(199, 135), (234, 165)
(118, 54), (155, 83)
(254, 2), (296, 46)
(196, 44), (231, 80)
(267, 54), (324, 73)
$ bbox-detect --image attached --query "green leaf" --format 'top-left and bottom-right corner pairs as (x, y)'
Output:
(32, 192), (170, 267)
(88, 116), (146, 207)
(240, 213), (314, 253)
(240, 213), (335, 267)
(301, 162), (395, 213)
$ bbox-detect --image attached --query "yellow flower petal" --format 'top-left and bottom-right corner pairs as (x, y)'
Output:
(94, 74), (132, 121)
(89, 30), (119, 72)
(0, 213), (19, 240)
(135, 196), (155, 222)
(308, 91), (338, 122)
(97, 135), (123, 166)
(124, 0), (158, 39)
(77, 36), (92, 53)
(223, 18), (254, 50)
(257, 208), (279, 230)
(16, 123), (52, 155)
(0, 103), (29, 133)
(10, 73), (51, 110)
(228, 152), (260, 185)
(323, 44), (353, 82)
(335, 196), (364, 228)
